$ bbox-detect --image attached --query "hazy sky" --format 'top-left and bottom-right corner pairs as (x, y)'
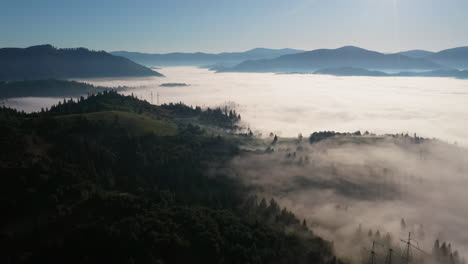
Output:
(1, 0), (468, 53)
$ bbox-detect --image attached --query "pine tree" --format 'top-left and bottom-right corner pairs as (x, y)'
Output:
(401, 218), (407, 230)
(433, 239), (441, 261)
(441, 242), (448, 257)
(375, 230), (381, 240)
(258, 198), (267, 212)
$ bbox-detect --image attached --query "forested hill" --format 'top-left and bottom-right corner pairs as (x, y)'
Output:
(0, 91), (339, 264)
(0, 79), (124, 99)
(0, 45), (163, 81)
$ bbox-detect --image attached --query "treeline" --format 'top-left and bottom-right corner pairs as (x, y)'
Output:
(0, 91), (338, 264)
(241, 196), (337, 264)
(42, 90), (166, 117)
(160, 102), (241, 129)
(32, 90), (241, 131)
(199, 106), (241, 129)
(309, 131), (429, 144)
(0, 79), (120, 99)
(433, 240), (465, 264)
(309, 131), (361, 144)
(349, 219), (466, 264)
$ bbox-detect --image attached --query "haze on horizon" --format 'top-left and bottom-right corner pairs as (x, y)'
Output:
(2, 0), (468, 53)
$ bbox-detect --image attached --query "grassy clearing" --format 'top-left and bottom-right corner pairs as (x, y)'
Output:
(57, 110), (178, 136)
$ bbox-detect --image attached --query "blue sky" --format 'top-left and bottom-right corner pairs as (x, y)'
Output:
(1, 0), (468, 53)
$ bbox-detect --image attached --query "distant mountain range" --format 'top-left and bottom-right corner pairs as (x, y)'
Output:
(2, 44), (467, 81)
(311, 67), (468, 79)
(214, 46), (468, 76)
(111, 48), (305, 66)
(221, 46), (442, 73)
(0, 45), (162, 81)
(395, 47), (468, 69)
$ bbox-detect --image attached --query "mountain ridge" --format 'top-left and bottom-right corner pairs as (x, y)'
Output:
(111, 48), (305, 66)
(222, 46), (442, 73)
(395, 49), (435, 58)
(0, 44), (163, 81)
(427, 46), (468, 69)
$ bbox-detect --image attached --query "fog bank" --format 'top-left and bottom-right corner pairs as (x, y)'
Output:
(3, 66), (468, 145)
(228, 136), (468, 262)
(83, 67), (468, 145)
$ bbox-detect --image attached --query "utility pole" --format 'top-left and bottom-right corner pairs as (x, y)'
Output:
(157, 92), (160, 105)
(386, 248), (393, 264)
(402, 232), (412, 264)
(151, 91), (153, 104)
(370, 241), (376, 264)
(365, 240), (394, 264)
(400, 232), (428, 264)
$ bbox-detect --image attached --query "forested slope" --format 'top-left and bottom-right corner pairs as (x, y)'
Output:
(0, 91), (339, 264)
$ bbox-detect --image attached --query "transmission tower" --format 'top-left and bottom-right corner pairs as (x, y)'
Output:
(400, 232), (428, 264)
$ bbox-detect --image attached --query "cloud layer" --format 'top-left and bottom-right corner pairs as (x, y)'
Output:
(227, 136), (468, 262)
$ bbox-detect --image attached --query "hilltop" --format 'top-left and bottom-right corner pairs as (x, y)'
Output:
(396, 49), (435, 58)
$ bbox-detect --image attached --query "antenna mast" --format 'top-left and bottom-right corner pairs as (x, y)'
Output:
(370, 241), (376, 264)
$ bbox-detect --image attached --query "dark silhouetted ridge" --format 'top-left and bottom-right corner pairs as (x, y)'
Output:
(0, 45), (163, 81)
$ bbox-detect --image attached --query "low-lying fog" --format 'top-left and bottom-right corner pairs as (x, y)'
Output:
(71, 67), (466, 261)
(6, 66), (467, 144)
(3, 67), (468, 144)
(87, 67), (468, 145)
(227, 137), (468, 262)
(3, 67), (468, 261)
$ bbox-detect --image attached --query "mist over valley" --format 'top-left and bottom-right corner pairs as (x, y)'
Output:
(2, 1), (468, 262)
